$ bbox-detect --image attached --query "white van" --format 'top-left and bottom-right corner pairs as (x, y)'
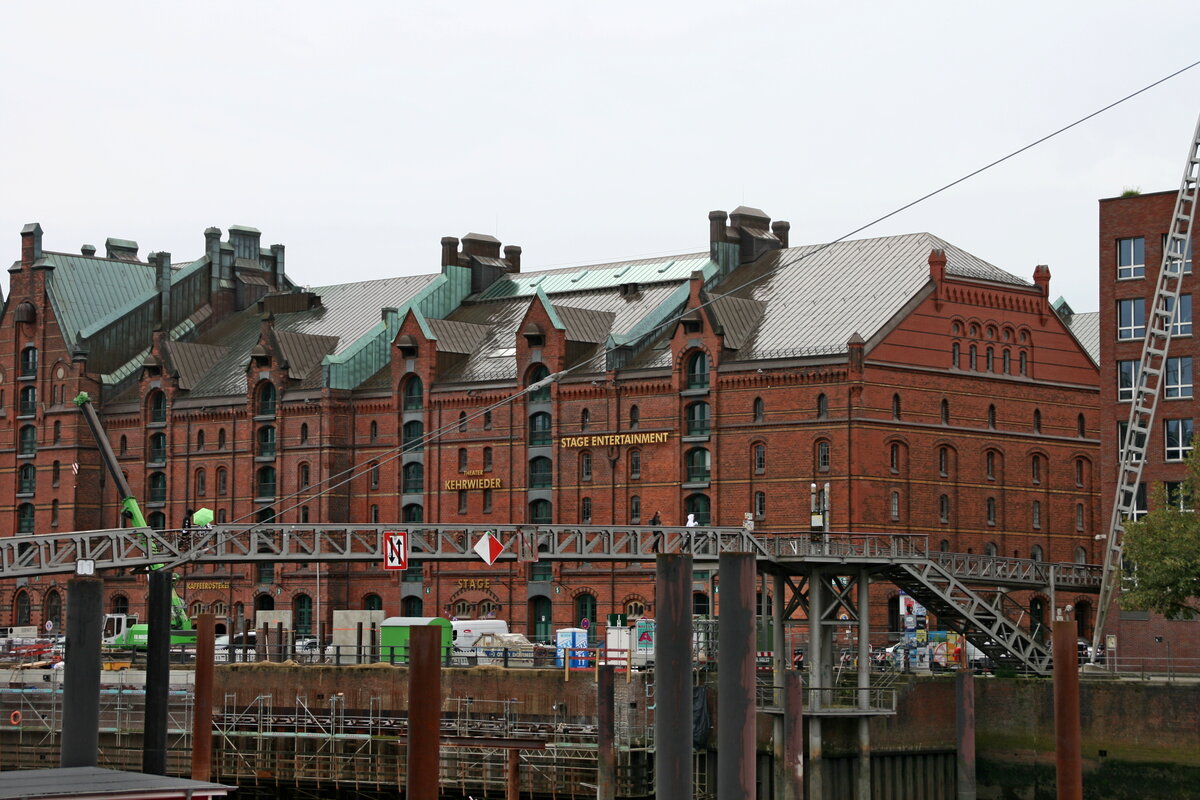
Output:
(451, 619), (508, 650)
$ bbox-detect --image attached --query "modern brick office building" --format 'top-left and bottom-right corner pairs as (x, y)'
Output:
(1, 208), (1101, 642)
(1098, 189), (1200, 659)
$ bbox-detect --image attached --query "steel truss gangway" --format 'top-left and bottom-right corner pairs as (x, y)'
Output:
(1, 524), (1101, 674)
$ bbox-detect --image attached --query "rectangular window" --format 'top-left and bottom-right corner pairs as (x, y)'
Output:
(1117, 360), (1139, 401)
(1117, 237), (1145, 279)
(1117, 298), (1145, 340)
(1165, 356), (1193, 398)
(1165, 481), (1192, 511)
(1166, 294), (1193, 336)
(403, 563), (423, 583)
(1163, 233), (1193, 275)
(483, 488), (493, 513)
(458, 490), (468, 514)
(1164, 418), (1193, 461)
(1117, 421), (1145, 463)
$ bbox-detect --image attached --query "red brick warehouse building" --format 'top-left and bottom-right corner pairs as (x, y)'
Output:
(1098, 188), (1200, 661)
(0, 207), (1100, 641)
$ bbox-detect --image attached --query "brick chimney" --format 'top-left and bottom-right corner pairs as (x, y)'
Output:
(153, 251), (172, 330)
(771, 220), (790, 248)
(1032, 264), (1050, 297)
(503, 245), (522, 273)
(21, 223), (43, 267)
(105, 237), (139, 261)
(441, 237), (460, 268)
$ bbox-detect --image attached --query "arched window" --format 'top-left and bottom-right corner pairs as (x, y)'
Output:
(1074, 458), (1085, 488)
(403, 503), (424, 522)
(629, 405), (640, 430)
(1077, 414), (1086, 437)
(575, 593), (598, 640)
(1076, 503), (1085, 532)
(19, 425), (37, 455)
(257, 383), (276, 416)
(483, 411), (493, 430)
(458, 448), (468, 472)
(629, 449), (642, 480)
(939, 539), (950, 552)
(369, 461), (380, 489)
(256, 426), (276, 458)
(364, 594), (383, 611)
(18, 464), (35, 494)
(1019, 351), (1028, 375)
(148, 472), (167, 503)
(195, 468), (207, 497)
(110, 595), (129, 616)
(529, 498), (552, 524)
(217, 468), (228, 496)
(119, 434), (128, 455)
(816, 440), (831, 472)
(1031, 455), (1042, 484)
(299, 423), (308, 444)
(300, 506), (310, 522)
(951, 342), (960, 368)
(685, 493), (711, 525)
(754, 491), (766, 520)
(51, 461), (60, 487)
(630, 495), (641, 524)
(457, 412), (467, 433)
(403, 375), (424, 410)
(693, 592), (711, 616)
(528, 412), (551, 446)
(941, 399), (950, 425)
(484, 447), (493, 471)
(15, 590), (31, 626)
(686, 351), (709, 389)
(938, 446), (949, 477)
(18, 385), (36, 416)
(817, 394), (828, 419)
(1032, 500), (1042, 529)
(986, 347), (994, 372)
(371, 420), (379, 441)
(146, 390), (167, 423)
(1031, 544), (1044, 562)
(580, 451), (593, 481)
(527, 365), (551, 403)
(149, 511), (166, 529)
(218, 428), (227, 449)
(987, 405), (996, 429)
(17, 503), (35, 533)
(196, 430), (205, 451)
(299, 462), (310, 488)
(1033, 409), (1042, 433)
(1003, 349), (1011, 374)
(685, 448), (711, 483)
(892, 394), (901, 420)
(581, 497), (592, 524)
(580, 409), (590, 431)
(402, 420), (424, 451)
(969, 345), (977, 371)
(753, 397), (765, 423)
(686, 401), (710, 436)
(256, 466), (277, 498)
(889, 491), (900, 521)
(986, 498), (997, 526)
(1074, 545), (1087, 563)
(148, 432), (167, 463)
(529, 457), (553, 489)
(890, 443), (900, 473)
(754, 443), (766, 474)
(939, 494), (949, 523)
(294, 594), (313, 635)
(19, 346), (37, 378)
(986, 450), (996, 480)
(52, 421), (60, 443)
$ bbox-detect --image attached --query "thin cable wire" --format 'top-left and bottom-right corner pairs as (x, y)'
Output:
(191, 58), (1200, 552)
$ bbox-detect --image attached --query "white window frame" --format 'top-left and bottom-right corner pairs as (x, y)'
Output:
(1164, 418), (1193, 462)
(1117, 360), (1139, 401)
(1117, 298), (1145, 341)
(1165, 294), (1193, 337)
(1165, 356), (1193, 398)
(1117, 236), (1145, 279)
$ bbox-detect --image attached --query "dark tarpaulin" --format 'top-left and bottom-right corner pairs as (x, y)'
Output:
(693, 685), (711, 748)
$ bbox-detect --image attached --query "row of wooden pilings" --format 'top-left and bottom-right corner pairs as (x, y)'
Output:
(56, 556), (1085, 799)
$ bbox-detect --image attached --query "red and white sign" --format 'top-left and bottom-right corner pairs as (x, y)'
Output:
(383, 531), (408, 571)
(474, 531), (506, 566)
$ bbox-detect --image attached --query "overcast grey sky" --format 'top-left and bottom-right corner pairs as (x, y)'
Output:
(3, 2), (1199, 313)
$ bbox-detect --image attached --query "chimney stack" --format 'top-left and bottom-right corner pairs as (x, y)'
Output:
(105, 237), (139, 261)
(21, 223), (43, 267)
(771, 220), (790, 248)
(81, 244), (97, 256)
(1033, 264), (1051, 297)
(441, 236), (460, 268)
(503, 245), (522, 273)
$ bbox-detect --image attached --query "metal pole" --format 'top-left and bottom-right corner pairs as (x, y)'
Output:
(407, 625), (442, 800)
(808, 568), (825, 800)
(1053, 617), (1082, 800)
(61, 577), (103, 768)
(191, 613), (216, 782)
(955, 667), (976, 800)
(597, 664), (616, 800)
(773, 572), (786, 800)
(655, 552), (692, 800)
(856, 567), (871, 800)
(718, 552), (756, 800)
(142, 569), (172, 775)
(507, 749), (521, 800)
(783, 669), (805, 800)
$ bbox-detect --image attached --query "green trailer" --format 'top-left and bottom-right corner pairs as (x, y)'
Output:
(379, 617), (452, 662)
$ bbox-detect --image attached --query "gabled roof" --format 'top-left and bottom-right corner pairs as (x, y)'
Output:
(274, 330), (339, 380)
(165, 341), (230, 390)
(706, 294), (765, 350)
(555, 304), (615, 343)
(1063, 310), (1100, 364)
(426, 318), (489, 354)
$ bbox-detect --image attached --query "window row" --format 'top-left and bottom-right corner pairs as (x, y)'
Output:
(1118, 357), (1192, 400)
(1116, 235), (1194, 279)
(950, 342), (1029, 375)
(1117, 296), (1192, 341)
(896, 492), (1090, 532)
(949, 321), (1030, 344)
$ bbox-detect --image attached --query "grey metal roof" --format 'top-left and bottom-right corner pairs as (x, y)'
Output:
(274, 329), (339, 380)
(556, 304), (615, 343)
(426, 318), (489, 354)
(0, 766), (233, 799)
(706, 294), (765, 350)
(182, 274), (436, 396)
(1065, 311), (1100, 364)
(166, 341), (230, 390)
(477, 252), (712, 299)
(706, 232), (1032, 361)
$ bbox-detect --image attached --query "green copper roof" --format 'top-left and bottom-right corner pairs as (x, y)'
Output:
(476, 253), (713, 299)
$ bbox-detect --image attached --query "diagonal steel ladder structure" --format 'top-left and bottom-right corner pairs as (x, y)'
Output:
(1094, 114), (1200, 656)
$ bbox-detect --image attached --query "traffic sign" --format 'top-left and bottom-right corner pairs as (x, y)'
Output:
(383, 531), (408, 570)
(474, 531), (505, 566)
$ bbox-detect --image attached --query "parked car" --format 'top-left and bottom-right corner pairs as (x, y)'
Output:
(214, 631), (257, 662)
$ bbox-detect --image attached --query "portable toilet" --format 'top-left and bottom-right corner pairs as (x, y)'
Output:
(379, 617), (452, 663)
(556, 627), (588, 668)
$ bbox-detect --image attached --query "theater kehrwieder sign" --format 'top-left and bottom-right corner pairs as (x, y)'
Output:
(558, 432), (670, 448)
(444, 477), (504, 490)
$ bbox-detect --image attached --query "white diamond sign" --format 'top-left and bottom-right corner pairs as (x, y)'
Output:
(474, 531), (506, 566)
